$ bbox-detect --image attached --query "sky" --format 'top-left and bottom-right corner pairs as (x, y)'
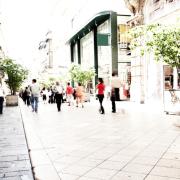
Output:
(0, 0), (130, 68)
(0, 0), (56, 66)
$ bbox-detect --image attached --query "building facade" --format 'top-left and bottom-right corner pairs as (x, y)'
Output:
(68, 11), (119, 83)
(68, 11), (132, 97)
(127, 0), (180, 111)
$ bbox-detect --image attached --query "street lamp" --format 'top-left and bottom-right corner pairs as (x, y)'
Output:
(38, 38), (53, 69)
(38, 41), (46, 50)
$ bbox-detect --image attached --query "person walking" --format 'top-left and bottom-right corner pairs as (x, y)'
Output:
(111, 72), (120, 113)
(26, 86), (31, 106)
(96, 78), (105, 114)
(0, 81), (5, 114)
(47, 88), (52, 104)
(111, 87), (116, 113)
(23, 86), (31, 106)
(66, 82), (74, 106)
(22, 87), (27, 104)
(75, 82), (84, 108)
(42, 87), (47, 104)
(30, 79), (40, 113)
(55, 81), (63, 111)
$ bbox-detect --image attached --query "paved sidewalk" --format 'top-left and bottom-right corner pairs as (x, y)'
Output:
(20, 99), (180, 180)
(0, 106), (34, 180)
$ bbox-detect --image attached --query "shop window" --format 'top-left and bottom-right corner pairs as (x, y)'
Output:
(164, 65), (173, 90)
(164, 65), (180, 90)
(118, 24), (130, 49)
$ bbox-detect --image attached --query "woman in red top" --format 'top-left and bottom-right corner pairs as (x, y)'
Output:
(66, 82), (74, 106)
(96, 78), (105, 114)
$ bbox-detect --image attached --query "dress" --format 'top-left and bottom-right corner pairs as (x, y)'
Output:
(75, 85), (85, 107)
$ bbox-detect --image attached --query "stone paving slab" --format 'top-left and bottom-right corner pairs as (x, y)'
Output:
(0, 106), (34, 180)
(20, 98), (180, 180)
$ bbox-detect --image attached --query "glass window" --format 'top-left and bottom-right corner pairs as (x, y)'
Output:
(164, 65), (173, 90)
(164, 65), (180, 90)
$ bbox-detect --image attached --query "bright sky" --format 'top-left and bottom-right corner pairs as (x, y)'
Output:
(1, 0), (56, 66)
(0, 0), (130, 68)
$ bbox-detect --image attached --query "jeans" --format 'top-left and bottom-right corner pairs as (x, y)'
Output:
(31, 96), (39, 112)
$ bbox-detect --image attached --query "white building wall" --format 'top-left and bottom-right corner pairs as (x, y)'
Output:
(130, 50), (145, 103)
(141, 0), (180, 107)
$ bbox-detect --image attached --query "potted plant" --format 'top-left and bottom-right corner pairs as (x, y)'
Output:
(0, 58), (28, 106)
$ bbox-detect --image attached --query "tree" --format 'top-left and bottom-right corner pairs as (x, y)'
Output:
(129, 23), (180, 67)
(69, 64), (96, 87)
(0, 58), (28, 95)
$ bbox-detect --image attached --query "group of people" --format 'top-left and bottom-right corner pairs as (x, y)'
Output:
(21, 79), (40, 113)
(0, 74), (119, 115)
(20, 79), (86, 113)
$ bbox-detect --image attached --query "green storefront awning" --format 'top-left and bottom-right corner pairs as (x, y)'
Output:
(67, 11), (114, 44)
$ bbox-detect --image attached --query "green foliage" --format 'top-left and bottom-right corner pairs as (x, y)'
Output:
(129, 23), (180, 67)
(69, 64), (96, 86)
(39, 77), (56, 88)
(0, 58), (28, 95)
(39, 75), (67, 89)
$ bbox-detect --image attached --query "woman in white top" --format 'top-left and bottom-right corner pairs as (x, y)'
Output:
(0, 81), (5, 114)
(55, 81), (63, 111)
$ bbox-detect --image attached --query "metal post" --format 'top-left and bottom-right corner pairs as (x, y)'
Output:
(93, 26), (98, 85)
(110, 12), (118, 75)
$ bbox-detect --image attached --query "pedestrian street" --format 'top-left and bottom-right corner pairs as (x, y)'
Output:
(19, 98), (180, 180)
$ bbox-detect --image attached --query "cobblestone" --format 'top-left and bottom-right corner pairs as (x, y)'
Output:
(0, 106), (34, 180)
